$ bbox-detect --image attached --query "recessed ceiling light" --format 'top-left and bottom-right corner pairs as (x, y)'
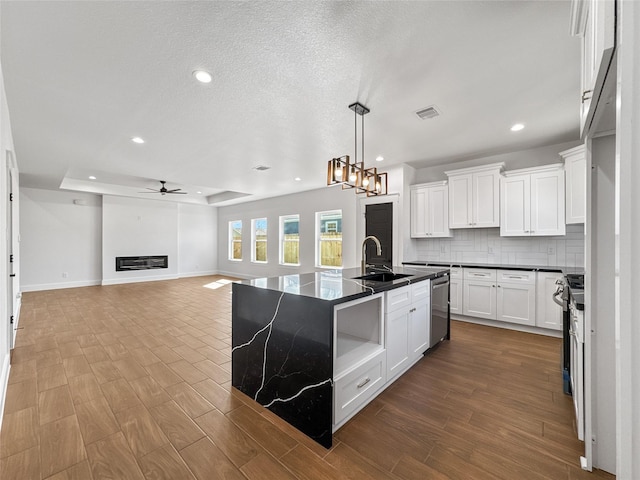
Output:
(375, 156), (384, 162)
(295, 177), (301, 181)
(131, 136), (145, 144)
(193, 70), (212, 83)
(88, 175), (96, 180)
(196, 191), (202, 194)
(510, 123), (525, 132)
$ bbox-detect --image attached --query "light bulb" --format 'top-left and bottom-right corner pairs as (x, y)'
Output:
(335, 167), (342, 179)
(362, 177), (370, 187)
(349, 168), (357, 182)
(376, 182), (381, 192)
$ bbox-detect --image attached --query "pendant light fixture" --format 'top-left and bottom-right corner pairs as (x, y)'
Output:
(327, 102), (388, 196)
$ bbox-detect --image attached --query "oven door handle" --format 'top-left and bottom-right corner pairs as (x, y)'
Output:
(552, 289), (565, 308)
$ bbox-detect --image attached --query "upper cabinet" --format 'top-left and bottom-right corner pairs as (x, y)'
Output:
(445, 163), (504, 229)
(571, 0), (616, 137)
(410, 181), (451, 238)
(561, 144), (587, 224)
(501, 164), (566, 237)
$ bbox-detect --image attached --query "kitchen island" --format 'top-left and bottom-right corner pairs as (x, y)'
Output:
(231, 266), (449, 448)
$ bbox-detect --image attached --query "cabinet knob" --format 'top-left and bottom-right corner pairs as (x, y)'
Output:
(581, 90), (593, 103)
(492, 285), (496, 288)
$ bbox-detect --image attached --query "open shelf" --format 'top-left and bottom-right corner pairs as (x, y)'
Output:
(333, 293), (384, 379)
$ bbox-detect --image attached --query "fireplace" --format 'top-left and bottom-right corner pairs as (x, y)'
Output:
(115, 255), (168, 271)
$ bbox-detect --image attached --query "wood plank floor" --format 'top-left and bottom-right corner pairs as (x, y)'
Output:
(1, 276), (615, 479)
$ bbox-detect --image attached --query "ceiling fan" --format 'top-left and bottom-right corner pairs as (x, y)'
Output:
(139, 180), (187, 195)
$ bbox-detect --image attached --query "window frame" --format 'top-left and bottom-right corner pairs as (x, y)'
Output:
(229, 220), (243, 261)
(316, 209), (343, 269)
(279, 214), (300, 266)
(251, 217), (268, 263)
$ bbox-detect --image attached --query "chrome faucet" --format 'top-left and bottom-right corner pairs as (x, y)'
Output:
(361, 235), (382, 275)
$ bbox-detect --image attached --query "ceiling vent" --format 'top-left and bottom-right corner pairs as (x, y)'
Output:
(415, 105), (441, 120)
(252, 165), (271, 171)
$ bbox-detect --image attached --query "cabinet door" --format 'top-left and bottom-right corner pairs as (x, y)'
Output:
(500, 174), (530, 236)
(449, 278), (462, 315)
(530, 169), (565, 236)
(535, 272), (563, 330)
(410, 187), (428, 238)
(497, 282), (536, 326)
(565, 149), (586, 224)
(427, 184), (451, 237)
(473, 170), (500, 227)
(463, 280), (496, 320)
(409, 299), (430, 361)
(448, 174), (472, 228)
(386, 308), (411, 381)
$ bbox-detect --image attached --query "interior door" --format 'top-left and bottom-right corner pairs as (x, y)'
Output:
(365, 203), (392, 268)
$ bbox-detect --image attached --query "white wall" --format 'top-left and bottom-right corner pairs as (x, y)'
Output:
(178, 203), (218, 277)
(217, 186), (359, 278)
(413, 224), (585, 267)
(102, 196), (179, 285)
(20, 188), (102, 291)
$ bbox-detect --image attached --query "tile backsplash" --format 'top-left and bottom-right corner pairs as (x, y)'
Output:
(412, 224), (585, 267)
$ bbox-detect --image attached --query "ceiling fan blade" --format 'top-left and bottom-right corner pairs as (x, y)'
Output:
(167, 191), (188, 194)
(138, 191), (160, 193)
(166, 188), (182, 192)
(145, 187), (159, 191)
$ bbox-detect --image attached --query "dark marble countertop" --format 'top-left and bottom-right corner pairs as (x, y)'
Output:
(403, 260), (585, 275)
(237, 266), (449, 304)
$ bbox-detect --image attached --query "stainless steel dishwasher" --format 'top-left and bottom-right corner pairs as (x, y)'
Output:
(430, 274), (450, 348)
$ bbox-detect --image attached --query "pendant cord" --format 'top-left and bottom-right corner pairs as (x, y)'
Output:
(354, 106), (357, 166)
(361, 112), (365, 169)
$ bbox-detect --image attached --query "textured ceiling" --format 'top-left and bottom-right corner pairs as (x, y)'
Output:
(1, 1), (580, 205)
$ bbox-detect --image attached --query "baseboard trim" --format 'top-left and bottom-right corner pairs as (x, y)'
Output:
(0, 353), (10, 431)
(450, 314), (562, 338)
(21, 280), (102, 292)
(215, 269), (253, 280)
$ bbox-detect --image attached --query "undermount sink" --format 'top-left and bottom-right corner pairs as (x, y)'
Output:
(352, 272), (412, 282)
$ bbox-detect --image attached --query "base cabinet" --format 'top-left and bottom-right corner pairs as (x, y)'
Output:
(385, 281), (431, 382)
(449, 267), (462, 315)
(462, 268), (536, 326)
(462, 269), (497, 320)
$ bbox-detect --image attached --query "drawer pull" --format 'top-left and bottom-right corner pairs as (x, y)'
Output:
(357, 377), (371, 389)
(506, 275), (525, 279)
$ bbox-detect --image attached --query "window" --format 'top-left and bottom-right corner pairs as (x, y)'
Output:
(229, 220), (242, 261)
(252, 218), (268, 263)
(280, 214), (300, 265)
(317, 210), (342, 267)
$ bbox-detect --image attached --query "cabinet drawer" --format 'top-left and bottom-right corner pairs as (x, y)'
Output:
(411, 280), (430, 302)
(463, 268), (496, 281)
(498, 270), (535, 284)
(385, 285), (411, 313)
(333, 350), (386, 425)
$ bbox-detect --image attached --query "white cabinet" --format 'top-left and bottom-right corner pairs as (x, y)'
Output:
(536, 272), (564, 331)
(500, 164), (566, 237)
(445, 163), (504, 229)
(410, 181), (451, 238)
(561, 145), (587, 224)
(462, 268), (497, 320)
(333, 293), (386, 427)
(449, 267), (462, 315)
(495, 270), (536, 326)
(385, 281), (430, 382)
(462, 268), (536, 326)
(571, 0), (616, 137)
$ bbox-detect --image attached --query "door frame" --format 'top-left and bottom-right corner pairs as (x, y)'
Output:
(356, 193), (400, 267)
